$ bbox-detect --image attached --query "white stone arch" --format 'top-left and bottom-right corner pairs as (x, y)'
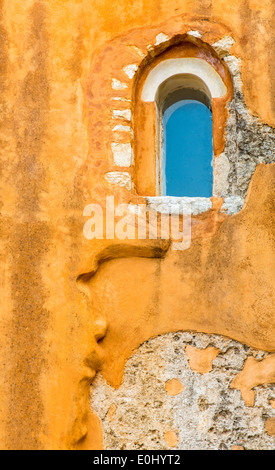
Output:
(141, 58), (227, 102)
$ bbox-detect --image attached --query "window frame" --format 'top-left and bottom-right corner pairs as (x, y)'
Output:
(132, 39), (233, 198)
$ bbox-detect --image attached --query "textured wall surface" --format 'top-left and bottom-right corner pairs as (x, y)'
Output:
(0, 0), (274, 450)
(213, 47), (275, 200)
(92, 333), (275, 450)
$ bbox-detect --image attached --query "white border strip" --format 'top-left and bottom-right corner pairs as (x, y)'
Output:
(141, 58), (227, 101)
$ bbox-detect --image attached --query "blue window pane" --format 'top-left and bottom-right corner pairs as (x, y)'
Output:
(162, 100), (213, 197)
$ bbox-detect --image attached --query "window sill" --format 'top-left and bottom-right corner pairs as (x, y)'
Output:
(146, 196), (244, 215)
(146, 196), (212, 215)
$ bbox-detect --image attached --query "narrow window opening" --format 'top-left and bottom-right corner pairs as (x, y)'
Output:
(156, 74), (214, 197)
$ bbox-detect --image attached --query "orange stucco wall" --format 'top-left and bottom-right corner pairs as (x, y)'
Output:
(0, 0), (274, 450)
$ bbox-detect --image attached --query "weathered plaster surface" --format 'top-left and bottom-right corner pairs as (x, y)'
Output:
(0, 0), (274, 451)
(231, 355), (275, 407)
(92, 333), (275, 450)
(220, 196), (244, 215)
(215, 51), (275, 199)
(85, 164), (275, 450)
(85, 164), (275, 385)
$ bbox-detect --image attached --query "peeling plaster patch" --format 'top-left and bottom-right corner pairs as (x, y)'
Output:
(236, 161), (257, 192)
(91, 332), (275, 450)
(123, 64), (138, 79)
(146, 197), (212, 215)
(155, 33), (169, 45)
(187, 30), (202, 38)
(105, 171), (132, 190)
(112, 124), (133, 136)
(218, 55), (275, 199)
(230, 354), (275, 407)
(212, 36), (235, 58)
(185, 346), (220, 374)
(221, 196), (244, 215)
(111, 143), (133, 167)
(112, 109), (132, 122)
(155, 52), (275, 201)
(111, 78), (128, 90)
(128, 45), (146, 59)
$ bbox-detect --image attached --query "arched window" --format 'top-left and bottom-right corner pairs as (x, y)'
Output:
(134, 49), (232, 198)
(157, 75), (213, 197)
